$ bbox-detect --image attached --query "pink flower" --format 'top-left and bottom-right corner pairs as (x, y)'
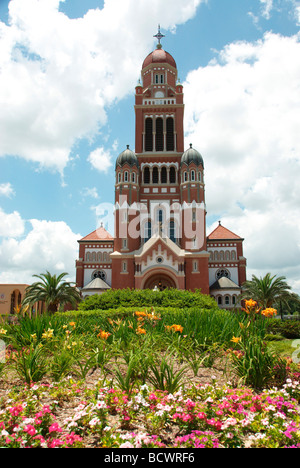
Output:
(120, 442), (135, 448)
(48, 438), (64, 448)
(49, 423), (62, 434)
(24, 425), (36, 436)
(9, 405), (23, 417)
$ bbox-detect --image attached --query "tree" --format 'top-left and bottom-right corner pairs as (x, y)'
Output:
(23, 271), (81, 314)
(241, 273), (293, 309)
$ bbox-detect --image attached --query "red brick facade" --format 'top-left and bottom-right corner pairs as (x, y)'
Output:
(76, 40), (246, 305)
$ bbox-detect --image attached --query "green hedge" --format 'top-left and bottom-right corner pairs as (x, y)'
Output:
(77, 288), (218, 312)
(267, 319), (300, 339)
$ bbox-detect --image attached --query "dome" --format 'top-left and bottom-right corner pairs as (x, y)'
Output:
(142, 45), (177, 70)
(116, 145), (139, 168)
(181, 144), (204, 167)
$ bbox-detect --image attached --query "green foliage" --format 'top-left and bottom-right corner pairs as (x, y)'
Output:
(77, 288), (218, 311)
(22, 271), (81, 314)
(147, 355), (187, 393)
(11, 344), (48, 385)
(267, 319), (300, 339)
(231, 336), (288, 390)
(241, 273), (293, 309)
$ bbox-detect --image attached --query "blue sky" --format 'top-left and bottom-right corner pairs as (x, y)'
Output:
(0, 0), (300, 293)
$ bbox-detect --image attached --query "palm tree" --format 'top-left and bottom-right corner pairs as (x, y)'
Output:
(23, 271), (81, 314)
(241, 273), (293, 309)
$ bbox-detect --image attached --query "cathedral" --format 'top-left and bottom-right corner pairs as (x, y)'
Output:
(76, 30), (247, 309)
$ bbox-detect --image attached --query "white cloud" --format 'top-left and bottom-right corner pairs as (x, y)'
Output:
(80, 187), (99, 199)
(184, 32), (300, 293)
(0, 207), (25, 238)
(0, 0), (203, 173)
(260, 0), (274, 19)
(0, 183), (15, 198)
(0, 216), (81, 283)
(88, 147), (113, 173)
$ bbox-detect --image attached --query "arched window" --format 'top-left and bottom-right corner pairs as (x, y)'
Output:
(145, 118), (153, 152)
(158, 209), (163, 224)
(92, 252), (96, 262)
(161, 166), (167, 184)
(232, 295), (237, 306)
(169, 220), (176, 243)
(97, 252), (102, 262)
(225, 251), (230, 261)
(218, 296), (223, 306)
(144, 221), (152, 242)
(219, 250), (224, 261)
(144, 167), (150, 184)
(152, 167), (159, 184)
(231, 251), (237, 261)
(156, 118), (164, 151)
(184, 172), (188, 182)
(132, 172), (136, 183)
(191, 170), (195, 181)
(166, 117), (174, 151)
(118, 172), (122, 183)
(124, 171), (129, 182)
(86, 252), (91, 262)
(198, 172), (202, 182)
(225, 295), (230, 306)
(214, 251), (218, 262)
(92, 270), (106, 281)
(170, 166), (176, 184)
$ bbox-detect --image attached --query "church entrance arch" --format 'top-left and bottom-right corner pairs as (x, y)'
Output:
(143, 272), (177, 291)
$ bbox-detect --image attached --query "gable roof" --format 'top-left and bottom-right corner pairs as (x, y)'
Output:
(207, 223), (242, 241)
(79, 227), (113, 242)
(210, 277), (241, 291)
(134, 234), (185, 259)
(81, 277), (111, 291)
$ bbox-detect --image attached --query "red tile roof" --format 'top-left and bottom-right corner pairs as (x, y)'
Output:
(207, 223), (242, 241)
(79, 227), (113, 242)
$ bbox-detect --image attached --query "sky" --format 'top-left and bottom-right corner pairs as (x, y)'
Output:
(0, 0), (300, 294)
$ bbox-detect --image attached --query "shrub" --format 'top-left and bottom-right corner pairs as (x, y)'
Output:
(267, 320), (300, 339)
(77, 288), (218, 311)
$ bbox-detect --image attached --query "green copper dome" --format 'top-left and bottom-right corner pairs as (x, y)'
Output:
(181, 144), (204, 168)
(116, 145), (139, 168)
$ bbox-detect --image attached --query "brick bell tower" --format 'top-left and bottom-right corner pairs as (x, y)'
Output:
(111, 27), (209, 293)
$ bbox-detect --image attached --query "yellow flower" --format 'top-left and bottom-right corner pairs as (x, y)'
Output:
(231, 336), (242, 344)
(31, 333), (37, 341)
(166, 324), (183, 333)
(69, 322), (76, 328)
(97, 330), (111, 340)
(245, 299), (257, 309)
(0, 328), (7, 335)
(136, 327), (146, 335)
(42, 328), (54, 339)
(135, 311), (147, 318)
(261, 308), (277, 318)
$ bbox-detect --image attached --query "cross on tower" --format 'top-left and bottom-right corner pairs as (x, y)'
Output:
(153, 24), (165, 46)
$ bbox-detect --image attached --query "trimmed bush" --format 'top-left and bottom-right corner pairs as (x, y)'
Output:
(77, 288), (218, 311)
(267, 319), (300, 339)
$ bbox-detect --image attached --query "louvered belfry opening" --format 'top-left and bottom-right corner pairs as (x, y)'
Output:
(170, 166), (176, 183)
(166, 117), (174, 151)
(152, 167), (159, 184)
(144, 167), (150, 184)
(155, 118), (164, 151)
(145, 118), (153, 151)
(161, 166), (167, 183)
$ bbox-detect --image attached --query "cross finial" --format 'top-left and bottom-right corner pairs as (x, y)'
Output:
(154, 24), (165, 47)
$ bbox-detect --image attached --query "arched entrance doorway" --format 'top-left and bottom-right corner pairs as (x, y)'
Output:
(144, 273), (176, 291)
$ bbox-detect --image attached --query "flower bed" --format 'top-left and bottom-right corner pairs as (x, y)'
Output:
(1, 376), (299, 448)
